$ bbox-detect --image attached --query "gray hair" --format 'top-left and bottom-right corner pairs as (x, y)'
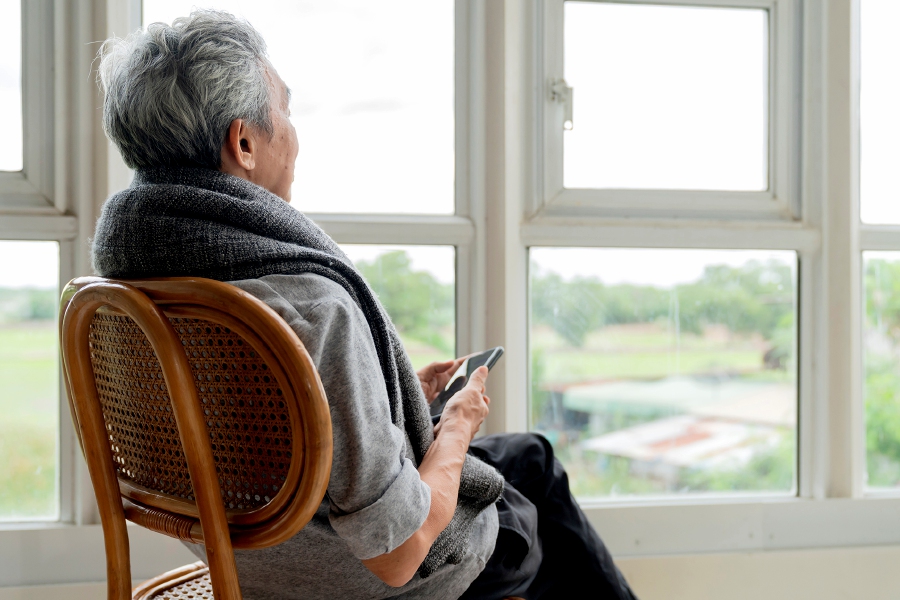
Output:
(98, 9), (273, 170)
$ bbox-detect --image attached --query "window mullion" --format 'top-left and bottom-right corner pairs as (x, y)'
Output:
(819, 0), (864, 499)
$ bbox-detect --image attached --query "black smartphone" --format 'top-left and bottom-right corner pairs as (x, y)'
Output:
(430, 346), (504, 418)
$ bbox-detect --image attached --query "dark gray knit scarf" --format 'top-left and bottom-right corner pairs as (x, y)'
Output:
(91, 167), (504, 577)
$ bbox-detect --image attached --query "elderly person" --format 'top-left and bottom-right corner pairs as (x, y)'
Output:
(92, 10), (637, 600)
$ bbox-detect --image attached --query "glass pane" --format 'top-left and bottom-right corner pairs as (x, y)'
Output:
(0, 241), (59, 520)
(860, 1), (900, 223)
(0, 0), (23, 171)
(863, 252), (900, 487)
(563, 2), (767, 191)
(342, 245), (455, 369)
(530, 248), (797, 499)
(143, 1), (454, 215)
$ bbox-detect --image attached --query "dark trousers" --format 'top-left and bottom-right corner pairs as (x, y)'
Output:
(460, 433), (638, 600)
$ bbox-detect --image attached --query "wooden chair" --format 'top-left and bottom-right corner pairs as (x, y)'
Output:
(59, 277), (333, 599)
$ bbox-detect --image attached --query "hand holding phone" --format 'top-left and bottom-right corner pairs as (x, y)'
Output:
(430, 347), (504, 418)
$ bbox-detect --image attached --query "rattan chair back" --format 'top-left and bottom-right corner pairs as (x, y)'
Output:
(60, 277), (333, 600)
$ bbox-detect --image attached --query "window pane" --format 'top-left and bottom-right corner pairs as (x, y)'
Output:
(530, 248), (796, 498)
(0, 241), (59, 520)
(0, 0), (23, 172)
(863, 252), (900, 487)
(563, 2), (767, 191)
(143, 1), (454, 215)
(342, 245), (455, 369)
(860, 1), (900, 223)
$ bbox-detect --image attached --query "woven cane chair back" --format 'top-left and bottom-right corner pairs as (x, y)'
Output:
(60, 277), (333, 600)
(89, 311), (297, 521)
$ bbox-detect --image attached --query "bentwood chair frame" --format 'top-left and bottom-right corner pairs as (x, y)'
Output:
(59, 277), (333, 600)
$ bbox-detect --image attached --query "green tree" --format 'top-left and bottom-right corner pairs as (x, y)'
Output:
(531, 272), (613, 346)
(356, 251), (454, 353)
(866, 259), (900, 334)
(865, 356), (900, 486)
(530, 259), (794, 348)
(675, 260), (794, 339)
(862, 259), (900, 486)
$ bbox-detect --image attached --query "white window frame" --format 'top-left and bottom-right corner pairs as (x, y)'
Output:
(4, 0), (899, 590)
(0, 0), (81, 534)
(1, 0), (491, 587)
(491, 0), (889, 560)
(535, 0), (802, 221)
(0, 0), (54, 214)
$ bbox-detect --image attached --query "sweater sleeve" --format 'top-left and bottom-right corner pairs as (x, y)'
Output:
(229, 273), (432, 560)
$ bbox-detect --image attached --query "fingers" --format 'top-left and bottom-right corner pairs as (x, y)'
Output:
(433, 358), (461, 373)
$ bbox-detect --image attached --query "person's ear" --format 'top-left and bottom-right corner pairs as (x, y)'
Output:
(221, 118), (257, 172)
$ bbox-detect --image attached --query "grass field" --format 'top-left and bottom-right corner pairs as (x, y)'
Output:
(532, 323), (789, 385)
(0, 322), (58, 520)
(398, 328), (454, 371)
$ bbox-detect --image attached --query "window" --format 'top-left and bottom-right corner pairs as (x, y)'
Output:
(143, 0), (456, 215)
(861, 0), (900, 492)
(562, 3), (767, 191)
(530, 248), (797, 498)
(539, 0), (799, 220)
(0, 0), (73, 531)
(864, 252), (900, 488)
(0, 242), (59, 520)
(527, 0), (804, 508)
(6, 0), (900, 590)
(860, 0), (900, 224)
(0, 0), (22, 172)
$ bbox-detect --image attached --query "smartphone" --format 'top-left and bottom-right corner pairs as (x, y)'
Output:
(430, 346), (504, 418)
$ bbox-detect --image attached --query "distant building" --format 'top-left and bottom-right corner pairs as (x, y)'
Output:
(559, 376), (794, 484)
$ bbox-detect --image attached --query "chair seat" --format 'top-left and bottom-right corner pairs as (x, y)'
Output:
(132, 562), (213, 599)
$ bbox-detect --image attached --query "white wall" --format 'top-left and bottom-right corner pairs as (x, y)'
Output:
(618, 546), (900, 600)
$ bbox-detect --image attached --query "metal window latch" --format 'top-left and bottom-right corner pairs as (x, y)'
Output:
(549, 78), (574, 130)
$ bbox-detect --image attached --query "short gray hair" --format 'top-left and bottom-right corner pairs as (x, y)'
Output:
(98, 9), (273, 170)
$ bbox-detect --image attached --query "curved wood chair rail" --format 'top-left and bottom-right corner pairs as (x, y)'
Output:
(60, 277), (333, 600)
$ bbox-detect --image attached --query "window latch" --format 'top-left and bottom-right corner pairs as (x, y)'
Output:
(549, 78), (574, 130)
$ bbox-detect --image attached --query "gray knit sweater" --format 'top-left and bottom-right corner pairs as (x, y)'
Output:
(91, 167), (505, 576)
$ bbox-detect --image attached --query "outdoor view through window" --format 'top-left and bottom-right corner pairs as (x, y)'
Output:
(143, 0), (455, 215)
(863, 253), (900, 488)
(342, 245), (455, 369)
(530, 249), (797, 498)
(0, 241), (59, 520)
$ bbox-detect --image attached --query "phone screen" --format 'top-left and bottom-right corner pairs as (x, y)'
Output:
(430, 347), (504, 418)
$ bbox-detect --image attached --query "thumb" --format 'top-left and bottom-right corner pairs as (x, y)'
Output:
(467, 366), (489, 389)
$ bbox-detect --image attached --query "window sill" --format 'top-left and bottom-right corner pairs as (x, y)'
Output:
(586, 495), (900, 558)
(4, 496), (900, 585)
